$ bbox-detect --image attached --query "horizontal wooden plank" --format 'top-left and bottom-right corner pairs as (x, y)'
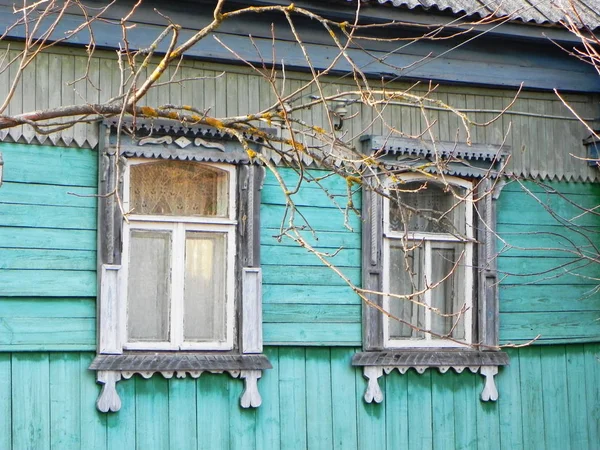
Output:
(262, 183), (361, 209)
(0, 182), (96, 208)
(263, 168), (356, 193)
(501, 181), (600, 196)
(500, 285), (600, 313)
(0, 203), (96, 230)
(0, 270), (96, 297)
(0, 227), (96, 251)
(500, 311), (600, 342)
(498, 257), (600, 285)
(0, 343), (96, 351)
(261, 228), (361, 250)
(0, 298), (96, 318)
(261, 204), (361, 232)
(263, 284), (361, 305)
(0, 248), (96, 270)
(263, 304), (361, 323)
(263, 322), (362, 345)
(497, 224), (600, 258)
(263, 266), (361, 286)
(0, 317), (95, 346)
(497, 190), (600, 227)
(1, 143), (97, 187)
(261, 245), (360, 268)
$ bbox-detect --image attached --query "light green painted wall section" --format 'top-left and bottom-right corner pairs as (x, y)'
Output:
(0, 142), (97, 351)
(261, 168), (362, 345)
(497, 181), (600, 344)
(2, 142), (600, 347)
(0, 345), (599, 450)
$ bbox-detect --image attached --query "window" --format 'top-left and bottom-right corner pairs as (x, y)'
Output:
(383, 175), (474, 348)
(90, 119), (270, 412)
(353, 135), (509, 404)
(122, 160), (236, 351)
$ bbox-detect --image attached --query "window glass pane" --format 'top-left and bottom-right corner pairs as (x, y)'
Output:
(130, 161), (229, 217)
(389, 181), (466, 235)
(388, 240), (425, 340)
(430, 243), (466, 340)
(183, 231), (228, 343)
(127, 230), (171, 342)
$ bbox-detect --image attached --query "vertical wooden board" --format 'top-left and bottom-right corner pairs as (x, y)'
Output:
(357, 367), (386, 450)
(330, 348), (358, 450)
(518, 346), (545, 450)
(229, 376), (257, 450)
(431, 370), (456, 450)
(406, 370), (432, 450)
(540, 346), (570, 450)
(49, 353), (81, 450)
(107, 376), (136, 450)
(476, 393), (500, 450)
(12, 353), (51, 450)
(135, 376), (169, 450)
(168, 377), (198, 450)
(79, 353), (107, 450)
(0, 353), (11, 450)
(584, 343), (600, 446)
(196, 373), (230, 450)
(8, 49), (24, 141)
(565, 345), (589, 449)
(279, 347), (307, 450)
(256, 347), (281, 450)
(453, 370), (479, 450)
(384, 369), (408, 450)
(306, 348), (333, 450)
(60, 55), (75, 144)
(497, 351), (524, 450)
(214, 69), (227, 118)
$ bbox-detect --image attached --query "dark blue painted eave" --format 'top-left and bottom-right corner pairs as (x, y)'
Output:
(1, 4), (599, 93)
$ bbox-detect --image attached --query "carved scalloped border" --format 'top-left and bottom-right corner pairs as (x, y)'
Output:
(96, 369), (263, 412)
(361, 365), (499, 404)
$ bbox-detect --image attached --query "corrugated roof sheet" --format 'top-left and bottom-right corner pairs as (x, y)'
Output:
(375, 0), (600, 29)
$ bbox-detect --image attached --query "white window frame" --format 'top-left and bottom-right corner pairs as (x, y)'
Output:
(119, 159), (237, 351)
(382, 173), (474, 349)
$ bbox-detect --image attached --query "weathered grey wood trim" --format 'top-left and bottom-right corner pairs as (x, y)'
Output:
(98, 264), (123, 355)
(362, 177), (384, 351)
(476, 179), (499, 348)
(351, 350), (509, 367)
(353, 350), (508, 403)
(90, 353), (272, 371)
(242, 268), (263, 354)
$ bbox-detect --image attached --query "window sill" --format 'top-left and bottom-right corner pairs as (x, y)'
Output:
(352, 350), (509, 403)
(89, 353), (272, 412)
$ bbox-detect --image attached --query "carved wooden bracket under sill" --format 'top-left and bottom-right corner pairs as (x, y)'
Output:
(361, 365), (499, 404)
(353, 351), (508, 403)
(95, 369), (263, 412)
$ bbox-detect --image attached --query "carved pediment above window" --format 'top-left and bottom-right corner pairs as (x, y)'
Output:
(103, 118), (265, 164)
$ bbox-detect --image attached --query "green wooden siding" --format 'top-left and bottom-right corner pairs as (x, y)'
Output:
(0, 143), (97, 350)
(261, 169), (362, 345)
(497, 181), (600, 344)
(0, 345), (598, 449)
(2, 145), (600, 347)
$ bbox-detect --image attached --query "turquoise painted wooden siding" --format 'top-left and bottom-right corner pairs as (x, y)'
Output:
(0, 143), (97, 351)
(497, 181), (600, 344)
(261, 169), (362, 345)
(0, 344), (598, 450)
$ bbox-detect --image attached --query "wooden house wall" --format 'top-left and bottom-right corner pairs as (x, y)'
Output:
(0, 45), (598, 181)
(1, 141), (600, 348)
(0, 345), (599, 450)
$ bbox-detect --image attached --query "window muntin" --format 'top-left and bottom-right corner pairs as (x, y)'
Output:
(383, 175), (473, 348)
(121, 160), (236, 351)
